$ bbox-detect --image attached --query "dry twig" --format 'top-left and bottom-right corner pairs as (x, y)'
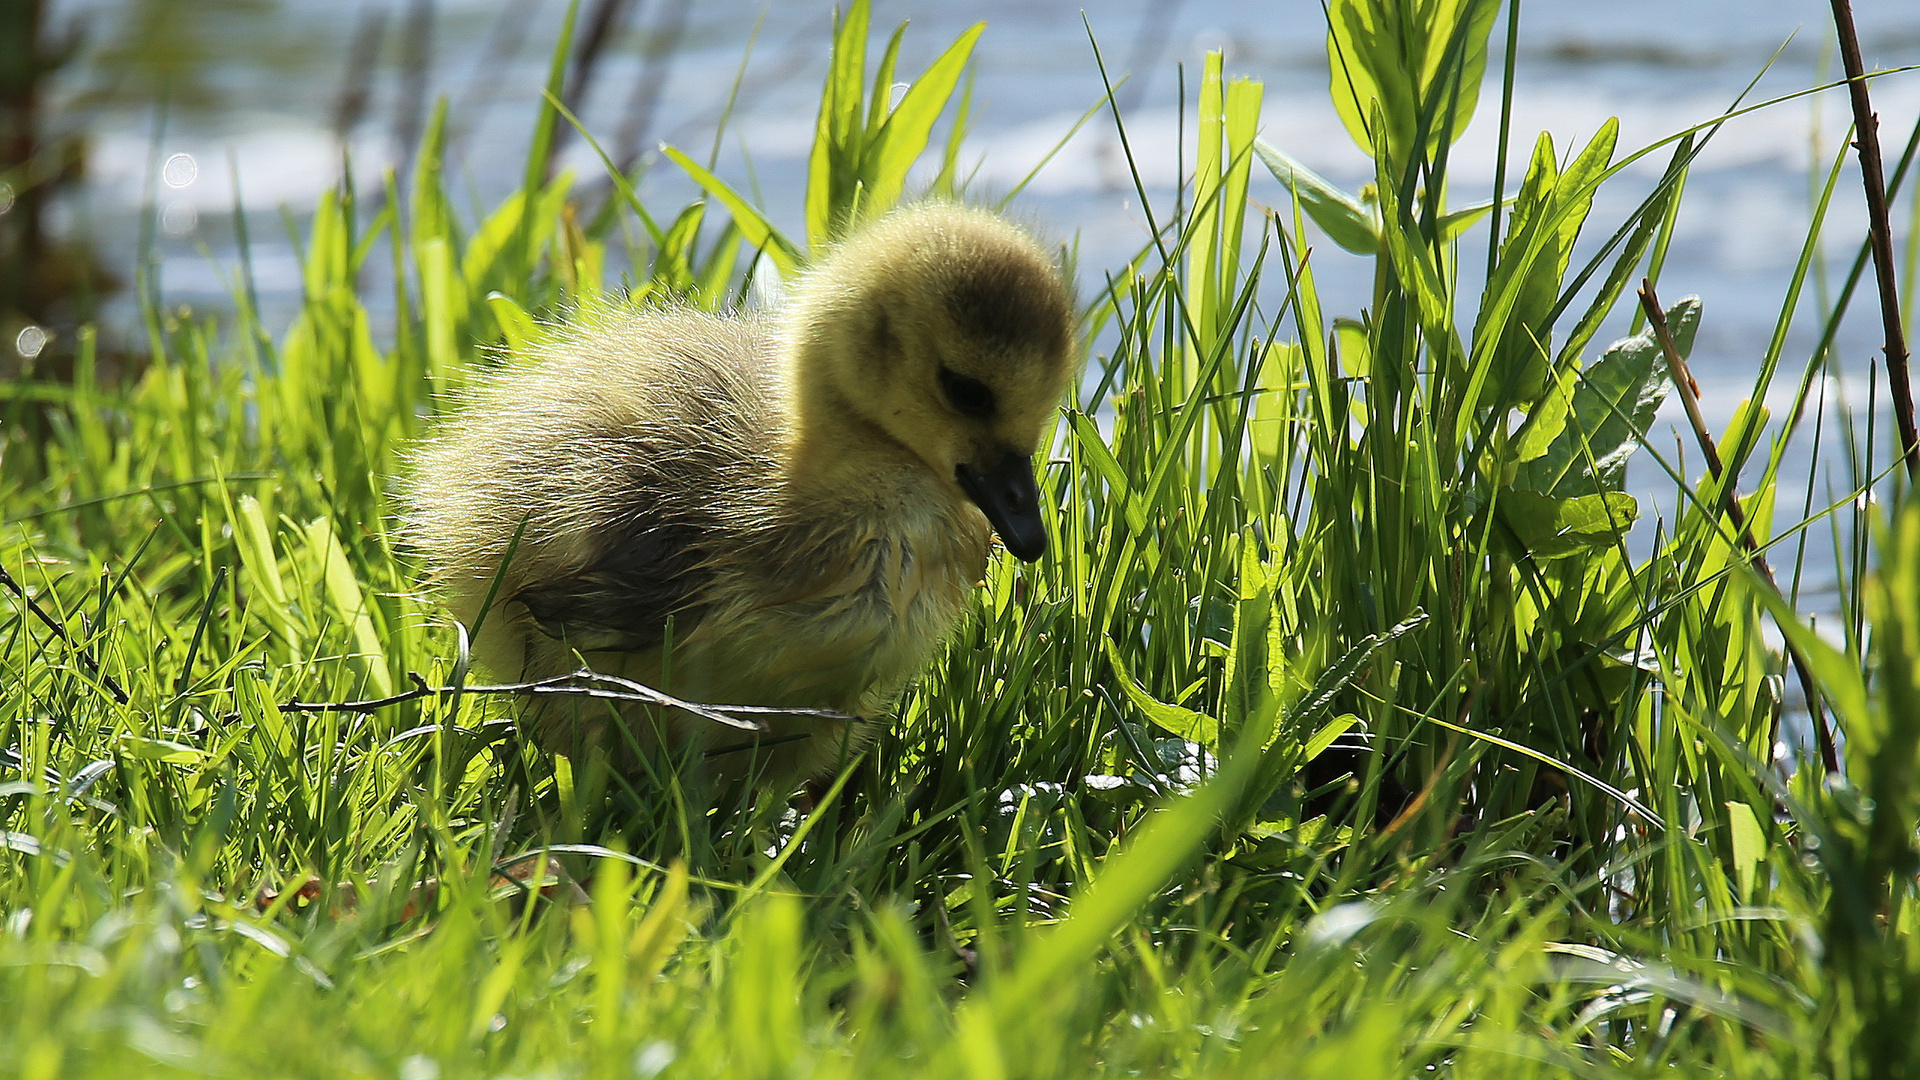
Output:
(280, 668), (854, 733)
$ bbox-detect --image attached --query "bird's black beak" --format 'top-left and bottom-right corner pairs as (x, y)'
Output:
(955, 453), (1047, 561)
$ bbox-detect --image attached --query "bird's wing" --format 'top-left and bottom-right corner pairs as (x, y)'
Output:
(504, 315), (776, 656)
(512, 520), (712, 654)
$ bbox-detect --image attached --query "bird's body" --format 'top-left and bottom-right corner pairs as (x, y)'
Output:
(405, 204), (1074, 785)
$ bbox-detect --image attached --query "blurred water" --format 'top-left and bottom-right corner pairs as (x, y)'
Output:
(43, 0), (1920, 605)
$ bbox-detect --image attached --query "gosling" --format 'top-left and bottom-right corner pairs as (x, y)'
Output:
(404, 203), (1076, 786)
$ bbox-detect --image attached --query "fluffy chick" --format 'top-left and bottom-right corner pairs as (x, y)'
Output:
(404, 203), (1076, 785)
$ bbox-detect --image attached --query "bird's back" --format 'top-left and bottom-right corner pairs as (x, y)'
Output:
(405, 307), (782, 678)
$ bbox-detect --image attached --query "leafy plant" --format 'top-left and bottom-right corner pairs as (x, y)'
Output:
(664, 0), (981, 274)
(0, 0), (1917, 1076)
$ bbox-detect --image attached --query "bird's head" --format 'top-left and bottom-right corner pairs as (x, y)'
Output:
(784, 204), (1077, 562)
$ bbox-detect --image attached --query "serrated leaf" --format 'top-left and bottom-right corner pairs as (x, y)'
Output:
(1516, 298), (1692, 498)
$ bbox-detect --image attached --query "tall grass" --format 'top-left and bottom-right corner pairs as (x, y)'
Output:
(4, 0), (1920, 1075)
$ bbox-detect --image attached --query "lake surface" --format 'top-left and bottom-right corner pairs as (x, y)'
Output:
(44, 0), (1920, 607)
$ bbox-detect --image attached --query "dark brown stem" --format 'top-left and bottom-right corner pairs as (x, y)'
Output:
(330, 5), (390, 147)
(390, 0), (436, 188)
(1829, 0), (1919, 480)
(553, 0), (638, 163)
(612, 0), (693, 174)
(1639, 282), (1840, 775)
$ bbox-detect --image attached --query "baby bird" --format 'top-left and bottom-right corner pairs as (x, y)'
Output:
(405, 203), (1076, 786)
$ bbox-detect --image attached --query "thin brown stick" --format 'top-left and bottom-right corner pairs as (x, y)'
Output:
(280, 668), (855, 733)
(1829, 0), (1919, 480)
(1639, 282), (1841, 774)
(0, 563), (130, 705)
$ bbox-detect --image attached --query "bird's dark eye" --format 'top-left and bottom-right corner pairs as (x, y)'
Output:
(939, 368), (997, 419)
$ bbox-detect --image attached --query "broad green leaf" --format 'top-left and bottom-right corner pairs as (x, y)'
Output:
(1326, 0), (1499, 160)
(1333, 317), (1371, 379)
(1665, 293), (1702, 358)
(408, 99), (457, 251)
(464, 174), (574, 294)
(656, 201), (708, 292)
(1558, 135), (1693, 366)
(1252, 342), (1302, 463)
(1303, 713), (1360, 762)
(866, 23), (906, 134)
(1185, 53), (1263, 360)
(233, 495), (289, 609)
(1105, 637), (1220, 748)
(417, 237), (462, 384)
(628, 859), (693, 980)
(1437, 196), (1500, 240)
(807, 0), (872, 247)
(520, 0), (577, 207)
(1513, 363), (1578, 466)
(864, 22), (983, 214)
(1516, 298), (1690, 498)
(695, 221), (743, 310)
(1255, 140), (1379, 254)
(487, 293), (540, 356)
(1495, 488), (1638, 559)
(1705, 395), (1771, 513)
(1475, 121), (1618, 406)
(1223, 535), (1274, 732)
(1217, 75), (1264, 300)
(1370, 160), (1450, 336)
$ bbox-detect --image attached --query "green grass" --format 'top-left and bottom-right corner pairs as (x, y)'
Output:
(5, 0), (1920, 1075)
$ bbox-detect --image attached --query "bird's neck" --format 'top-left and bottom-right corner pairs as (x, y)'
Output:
(786, 391), (914, 499)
